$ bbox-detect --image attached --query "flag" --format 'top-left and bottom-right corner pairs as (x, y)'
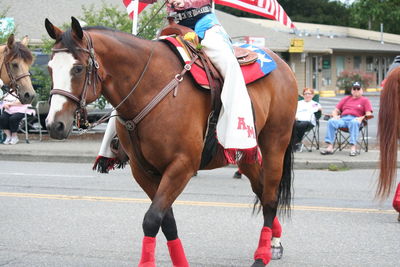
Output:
(214, 0), (295, 28)
(123, 0), (148, 20)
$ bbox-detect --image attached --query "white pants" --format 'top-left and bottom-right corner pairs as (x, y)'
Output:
(201, 25), (257, 149)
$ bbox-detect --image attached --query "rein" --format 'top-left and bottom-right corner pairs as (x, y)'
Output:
(0, 47), (31, 99)
(49, 29), (198, 134)
(136, 1), (167, 37)
(117, 53), (198, 131)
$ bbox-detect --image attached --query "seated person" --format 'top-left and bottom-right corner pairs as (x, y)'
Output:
(0, 91), (30, 145)
(320, 82), (372, 156)
(294, 88), (322, 151)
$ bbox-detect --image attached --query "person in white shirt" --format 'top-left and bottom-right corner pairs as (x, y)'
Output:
(294, 88), (322, 151)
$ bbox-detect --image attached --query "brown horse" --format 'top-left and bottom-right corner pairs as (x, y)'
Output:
(378, 66), (400, 198)
(44, 17), (297, 267)
(0, 34), (36, 104)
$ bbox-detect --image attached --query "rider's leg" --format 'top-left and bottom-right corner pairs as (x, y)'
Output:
(201, 25), (257, 152)
(93, 110), (118, 172)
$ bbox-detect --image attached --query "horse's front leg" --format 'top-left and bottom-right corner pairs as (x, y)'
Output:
(139, 156), (194, 267)
(162, 208), (189, 267)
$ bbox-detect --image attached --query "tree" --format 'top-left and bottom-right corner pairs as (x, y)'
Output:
(0, 1), (12, 44)
(216, 0), (351, 26)
(278, 0), (351, 26)
(80, 1), (166, 39)
(34, 1), (167, 104)
(349, 0), (400, 34)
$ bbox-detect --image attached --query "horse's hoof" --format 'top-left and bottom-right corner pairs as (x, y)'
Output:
(251, 259), (266, 267)
(271, 243), (283, 260)
(397, 213), (400, 222)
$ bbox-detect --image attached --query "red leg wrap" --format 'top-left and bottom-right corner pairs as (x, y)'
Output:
(393, 183), (400, 213)
(254, 227), (272, 265)
(138, 236), (156, 267)
(167, 238), (189, 267)
(272, 217), (282, 238)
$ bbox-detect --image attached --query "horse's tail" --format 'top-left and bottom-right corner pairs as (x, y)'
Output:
(377, 67), (400, 198)
(277, 122), (295, 215)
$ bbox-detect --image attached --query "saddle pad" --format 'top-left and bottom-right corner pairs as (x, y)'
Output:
(160, 36), (276, 89)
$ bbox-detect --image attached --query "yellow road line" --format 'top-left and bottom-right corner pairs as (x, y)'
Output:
(0, 192), (396, 214)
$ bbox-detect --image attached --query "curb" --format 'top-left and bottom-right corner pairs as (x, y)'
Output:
(1, 150), (384, 170)
(294, 160), (380, 170)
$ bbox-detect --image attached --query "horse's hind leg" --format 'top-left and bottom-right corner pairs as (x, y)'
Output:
(271, 217), (283, 260)
(239, 164), (284, 261)
(238, 163), (263, 200)
(251, 130), (293, 266)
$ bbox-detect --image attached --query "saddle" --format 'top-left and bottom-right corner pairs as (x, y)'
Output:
(160, 22), (258, 67)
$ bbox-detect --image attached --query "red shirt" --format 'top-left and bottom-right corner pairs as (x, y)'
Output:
(336, 96), (373, 117)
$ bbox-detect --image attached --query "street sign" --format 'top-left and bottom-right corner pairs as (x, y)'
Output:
(289, 38), (304, 53)
(244, 36), (265, 48)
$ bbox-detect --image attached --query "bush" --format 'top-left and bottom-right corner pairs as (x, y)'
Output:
(31, 65), (51, 102)
(337, 70), (374, 94)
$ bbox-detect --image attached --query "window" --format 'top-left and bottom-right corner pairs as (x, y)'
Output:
(321, 55), (331, 86)
(354, 56), (361, 70)
(366, 56), (374, 72)
(336, 56), (345, 76)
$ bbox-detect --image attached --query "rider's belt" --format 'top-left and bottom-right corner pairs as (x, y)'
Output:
(171, 5), (212, 22)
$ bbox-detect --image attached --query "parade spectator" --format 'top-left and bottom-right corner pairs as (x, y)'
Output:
(0, 92), (29, 145)
(320, 82), (372, 156)
(294, 88), (322, 151)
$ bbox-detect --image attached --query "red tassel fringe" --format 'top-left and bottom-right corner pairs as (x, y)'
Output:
(92, 155), (126, 173)
(222, 146), (259, 165)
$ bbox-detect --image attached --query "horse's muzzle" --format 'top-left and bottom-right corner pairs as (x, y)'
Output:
(19, 90), (36, 104)
(46, 121), (70, 140)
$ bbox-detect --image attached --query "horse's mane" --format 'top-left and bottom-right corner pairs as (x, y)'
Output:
(4, 41), (33, 64)
(59, 26), (148, 60)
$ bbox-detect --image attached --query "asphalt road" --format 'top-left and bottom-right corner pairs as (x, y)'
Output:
(0, 161), (398, 267)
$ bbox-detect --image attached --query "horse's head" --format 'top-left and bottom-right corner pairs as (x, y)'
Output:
(45, 17), (103, 139)
(1, 34), (36, 104)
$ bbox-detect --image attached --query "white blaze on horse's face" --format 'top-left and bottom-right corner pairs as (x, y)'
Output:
(47, 52), (77, 124)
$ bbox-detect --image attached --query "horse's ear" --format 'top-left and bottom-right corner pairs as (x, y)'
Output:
(20, 35), (30, 46)
(45, 18), (63, 40)
(71, 17), (83, 40)
(7, 34), (15, 49)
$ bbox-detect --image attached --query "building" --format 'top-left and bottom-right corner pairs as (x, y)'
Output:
(217, 11), (400, 93)
(5, 0), (400, 93)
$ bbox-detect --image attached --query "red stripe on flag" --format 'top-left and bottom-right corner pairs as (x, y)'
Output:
(215, 0), (295, 28)
(122, 0), (148, 20)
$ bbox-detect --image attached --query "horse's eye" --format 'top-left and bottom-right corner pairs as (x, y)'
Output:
(73, 65), (84, 74)
(12, 63), (18, 69)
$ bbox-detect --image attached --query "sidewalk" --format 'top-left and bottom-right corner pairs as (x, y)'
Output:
(0, 132), (382, 170)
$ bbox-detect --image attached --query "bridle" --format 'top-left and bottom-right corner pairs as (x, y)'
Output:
(48, 30), (156, 132)
(50, 32), (101, 129)
(0, 47), (31, 97)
